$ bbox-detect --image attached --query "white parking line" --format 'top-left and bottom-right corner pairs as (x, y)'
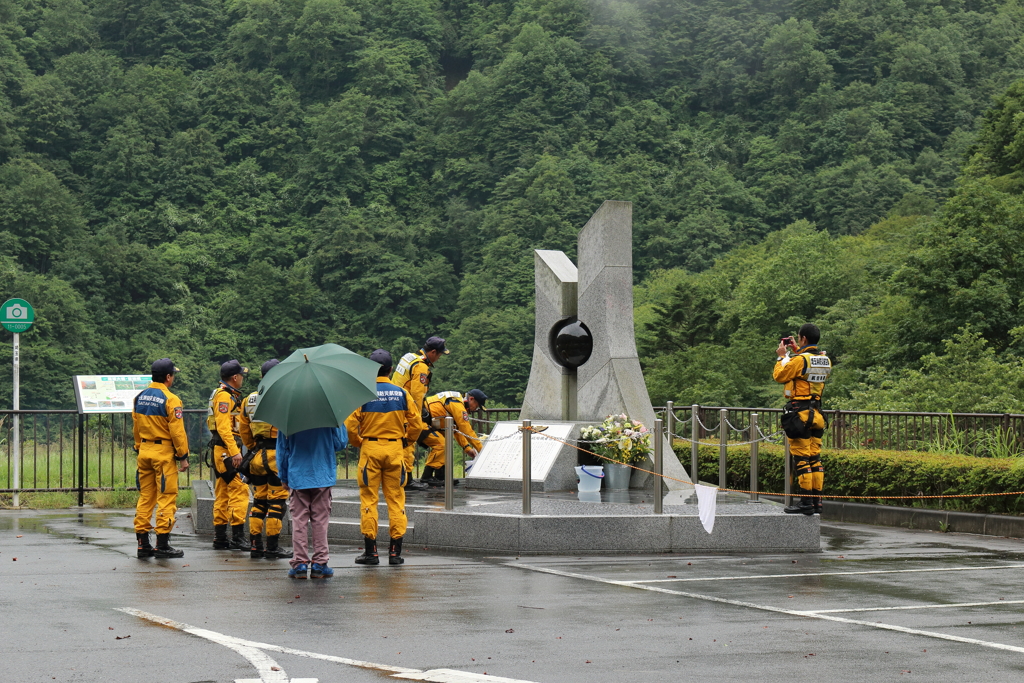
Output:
(631, 564), (1024, 583)
(808, 599), (1024, 614)
(507, 564), (1024, 655)
(117, 608), (539, 683)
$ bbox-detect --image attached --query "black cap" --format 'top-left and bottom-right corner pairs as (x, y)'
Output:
(424, 336), (449, 355)
(220, 359), (249, 379)
(151, 358), (178, 375)
(260, 359), (280, 377)
(369, 349), (392, 366)
(466, 388), (487, 407)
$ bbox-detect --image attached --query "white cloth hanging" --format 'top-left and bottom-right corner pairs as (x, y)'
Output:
(695, 484), (718, 534)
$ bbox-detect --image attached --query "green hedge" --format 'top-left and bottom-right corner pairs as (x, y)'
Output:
(672, 444), (1024, 514)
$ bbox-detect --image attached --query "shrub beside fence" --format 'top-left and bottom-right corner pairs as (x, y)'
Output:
(675, 443), (1024, 515)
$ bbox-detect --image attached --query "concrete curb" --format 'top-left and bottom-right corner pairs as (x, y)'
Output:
(763, 495), (1024, 538)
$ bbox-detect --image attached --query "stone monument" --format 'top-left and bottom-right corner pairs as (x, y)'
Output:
(466, 201), (694, 492)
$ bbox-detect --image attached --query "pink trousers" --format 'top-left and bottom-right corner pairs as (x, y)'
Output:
(288, 487), (332, 568)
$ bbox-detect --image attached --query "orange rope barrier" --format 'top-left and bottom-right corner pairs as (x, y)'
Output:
(522, 427), (1024, 501)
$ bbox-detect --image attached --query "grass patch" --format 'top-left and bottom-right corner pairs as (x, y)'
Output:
(18, 492), (76, 509)
(176, 487), (193, 507)
(89, 488), (139, 508)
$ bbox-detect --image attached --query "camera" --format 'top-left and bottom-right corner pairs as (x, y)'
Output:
(780, 336), (793, 346)
(6, 303), (28, 319)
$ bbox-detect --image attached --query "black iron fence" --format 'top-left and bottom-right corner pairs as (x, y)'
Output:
(4, 405), (1023, 499)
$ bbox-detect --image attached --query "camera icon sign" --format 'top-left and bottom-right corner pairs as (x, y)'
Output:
(7, 304), (28, 319)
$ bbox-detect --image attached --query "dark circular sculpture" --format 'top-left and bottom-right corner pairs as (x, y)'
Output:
(549, 318), (593, 369)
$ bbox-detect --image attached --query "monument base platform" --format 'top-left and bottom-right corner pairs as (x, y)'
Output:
(191, 481), (819, 554)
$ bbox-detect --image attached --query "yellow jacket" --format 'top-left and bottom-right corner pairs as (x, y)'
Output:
(132, 382), (189, 457)
(207, 383), (244, 456)
(391, 350), (432, 413)
(239, 390), (277, 449)
(773, 345), (830, 401)
(425, 391), (482, 452)
(345, 378), (424, 448)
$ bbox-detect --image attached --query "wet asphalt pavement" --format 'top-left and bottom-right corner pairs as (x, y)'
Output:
(2, 508), (1024, 683)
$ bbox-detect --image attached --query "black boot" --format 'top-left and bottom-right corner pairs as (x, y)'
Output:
(229, 523), (248, 550)
(250, 532), (264, 559)
(264, 534), (293, 559)
(213, 524), (230, 549)
(784, 493), (815, 516)
(389, 537), (404, 565)
(154, 533), (184, 558)
(355, 536), (379, 565)
(812, 490), (823, 515)
(136, 532), (154, 559)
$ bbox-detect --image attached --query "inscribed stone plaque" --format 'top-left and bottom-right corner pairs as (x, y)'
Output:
(467, 422), (574, 481)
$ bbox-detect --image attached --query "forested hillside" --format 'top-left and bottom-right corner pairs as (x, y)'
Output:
(3, 0), (1024, 410)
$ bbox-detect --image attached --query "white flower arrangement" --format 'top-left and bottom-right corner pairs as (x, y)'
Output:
(579, 414), (652, 465)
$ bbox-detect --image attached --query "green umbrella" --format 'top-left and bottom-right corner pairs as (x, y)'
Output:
(251, 343), (380, 436)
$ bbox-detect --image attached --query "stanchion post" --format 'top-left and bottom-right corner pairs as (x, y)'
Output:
(749, 413), (759, 502)
(654, 419), (664, 514)
(784, 435), (792, 506)
(719, 408), (728, 489)
(522, 419), (531, 515)
(444, 416), (454, 511)
(690, 404), (699, 485)
(665, 401), (675, 479)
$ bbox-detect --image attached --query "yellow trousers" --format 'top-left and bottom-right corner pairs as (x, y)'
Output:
(790, 409), (826, 493)
(421, 430), (446, 470)
(358, 441), (407, 539)
(213, 445), (250, 526)
(249, 482), (289, 536)
(134, 444), (178, 535)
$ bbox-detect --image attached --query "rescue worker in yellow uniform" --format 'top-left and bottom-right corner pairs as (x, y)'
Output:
(207, 359), (251, 549)
(774, 323), (831, 515)
(345, 349), (424, 565)
(419, 389), (486, 485)
(238, 359), (292, 560)
(132, 358), (190, 559)
(391, 336), (448, 490)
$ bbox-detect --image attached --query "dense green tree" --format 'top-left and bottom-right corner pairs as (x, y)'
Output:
(3, 0), (1024, 411)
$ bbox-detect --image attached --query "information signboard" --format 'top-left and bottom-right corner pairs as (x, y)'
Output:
(467, 422), (574, 481)
(73, 374), (153, 414)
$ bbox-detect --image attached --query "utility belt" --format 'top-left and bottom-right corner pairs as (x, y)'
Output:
(209, 432), (243, 451)
(781, 397), (828, 440)
(254, 437), (275, 451)
(365, 436), (409, 447)
(239, 437), (277, 483)
(205, 432), (244, 482)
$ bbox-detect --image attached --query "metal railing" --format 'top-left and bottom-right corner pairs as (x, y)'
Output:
(658, 406), (1024, 457)
(4, 404), (1023, 501)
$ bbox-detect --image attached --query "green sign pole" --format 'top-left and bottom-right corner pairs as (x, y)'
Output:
(2, 298), (34, 508)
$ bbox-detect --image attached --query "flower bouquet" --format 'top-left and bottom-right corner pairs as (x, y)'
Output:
(579, 414), (652, 465)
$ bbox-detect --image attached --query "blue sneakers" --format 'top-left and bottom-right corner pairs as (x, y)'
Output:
(310, 563), (334, 579)
(288, 563), (308, 579)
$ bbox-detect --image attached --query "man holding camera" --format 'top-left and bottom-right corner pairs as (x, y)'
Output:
(207, 360), (251, 550)
(774, 323), (831, 515)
